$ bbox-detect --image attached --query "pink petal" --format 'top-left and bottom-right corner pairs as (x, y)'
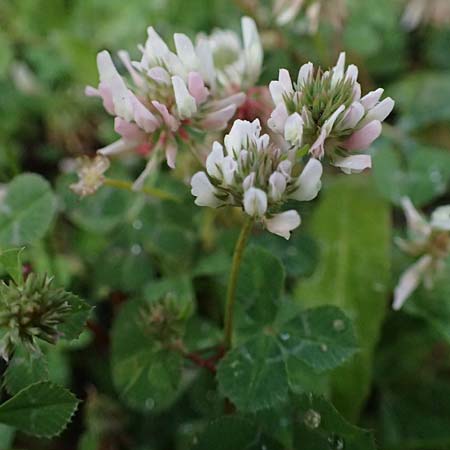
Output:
(114, 117), (146, 141)
(118, 50), (145, 88)
(152, 101), (180, 132)
(130, 95), (160, 132)
(268, 103), (288, 133)
(201, 105), (236, 130)
(188, 72), (209, 104)
(165, 139), (178, 169)
(343, 120), (382, 151)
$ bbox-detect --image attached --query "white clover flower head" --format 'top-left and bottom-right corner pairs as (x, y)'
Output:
(273, 0), (347, 33)
(190, 119), (323, 239)
(268, 52), (395, 174)
(197, 16), (263, 94)
(393, 198), (450, 310)
(70, 155), (110, 197)
(86, 20), (261, 187)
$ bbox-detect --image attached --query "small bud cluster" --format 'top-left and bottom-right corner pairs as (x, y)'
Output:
(393, 198), (450, 310)
(70, 155), (110, 197)
(268, 53), (394, 174)
(87, 17), (262, 188)
(402, 0), (450, 30)
(0, 273), (73, 361)
(191, 119), (323, 239)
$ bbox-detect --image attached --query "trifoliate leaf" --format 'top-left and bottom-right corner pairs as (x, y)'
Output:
(276, 306), (358, 373)
(0, 174), (57, 246)
(0, 381), (79, 438)
(217, 334), (288, 412)
(0, 247), (24, 285)
(3, 350), (48, 395)
(111, 299), (184, 412)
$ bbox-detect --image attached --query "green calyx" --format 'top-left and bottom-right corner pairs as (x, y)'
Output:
(0, 273), (72, 361)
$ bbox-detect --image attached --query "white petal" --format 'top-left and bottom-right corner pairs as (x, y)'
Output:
(289, 158), (323, 201)
(284, 112), (304, 147)
(268, 103), (289, 134)
(195, 37), (216, 90)
(172, 75), (197, 119)
(297, 62), (314, 86)
(430, 205), (450, 231)
(338, 102), (365, 130)
(206, 142), (225, 179)
(98, 138), (136, 156)
(243, 187), (267, 217)
(332, 154), (372, 174)
(360, 97), (395, 127)
(269, 172), (287, 202)
(191, 172), (221, 207)
(152, 101), (180, 131)
(242, 16), (263, 82)
(265, 210), (301, 239)
(401, 197), (432, 237)
(360, 88), (384, 111)
(393, 255), (433, 310)
(174, 33), (198, 71)
(331, 52), (346, 87)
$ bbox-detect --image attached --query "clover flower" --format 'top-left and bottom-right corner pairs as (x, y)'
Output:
(393, 198), (450, 310)
(0, 274), (73, 361)
(402, 0), (450, 30)
(86, 17), (262, 188)
(70, 155), (110, 197)
(268, 53), (395, 174)
(273, 0), (347, 33)
(190, 119), (323, 239)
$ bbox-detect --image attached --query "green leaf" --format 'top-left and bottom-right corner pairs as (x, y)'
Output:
(0, 424), (15, 450)
(217, 334), (288, 412)
(0, 247), (24, 285)
(277, 306), (358, 373)
(3, 350), (48, 395)
(192, 416), (284, 450)
(0, 173), (57, 246)
(56, 292), (92, 342)
(111, 299), (183, 412)
(295, 175), (391, 419)
(236, 246), (285, 325)
(0, 381), (79, 438)
(293, 394), (377, 450)
(373, 142), (450, 207)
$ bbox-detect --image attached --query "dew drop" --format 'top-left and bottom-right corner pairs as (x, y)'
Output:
(280, 332), (290, 341)
(320, 343), (328, 352)
(328, 434), (345, 449)
(131, 244), (142, 255)
(261, 445), (267, 450)
(304, 409), (321, 429)
(333, 319), (345, 331)
(145, 398), (155, 410)
(133, 219), (143, 230)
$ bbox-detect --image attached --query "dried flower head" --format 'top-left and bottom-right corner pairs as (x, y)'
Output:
(191, 119), (323, 239)
(268, 53), (395, 174)
(0, 273), (73, 361)
(402, 0), (450, 30)
(86, 17), (262, 189)
(393, 198), (450, 310)
(70, 155), (110, 197)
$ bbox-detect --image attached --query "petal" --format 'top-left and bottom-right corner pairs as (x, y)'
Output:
(172, 75), (197, 119)
(360, 88), (384, 111)
(430, 205), (450, 231)
(165, 139), (178, 169)
(114, 117), (146, 141)
(201, 104), (237, 130)
(206, 141), (225, 178)
(269, 171), (287, 201)
(243, 187), (267, 217)
(242, 16), (263, 81)
(268, 103), (289, 134)
(284, 112), (304, 147)
(289, 158), (323, 201)
(195, 37), (216, 91)
(118, 50), (145, 87)
(188, 72), (209, 104)
(297, 62), (314, 86)
(275, 0), (304, 25)
(331, 52), (346, 87)
(393, 255), (433, 310)
(342, 120), (382, 151)
(339, 102), (365, 130)
(147, 67), (171, 85)
(191, 172), (221, 208)
(98, 138), (136, 156)
(174, 33), (198, 71)
(265, 210), (301, 239)
(332, 154), (372, 174)
(360, 97), (395, 127)
(401, 197), (431, 237)
(129, 95), (160, 132)
(152, 101), (180, 131)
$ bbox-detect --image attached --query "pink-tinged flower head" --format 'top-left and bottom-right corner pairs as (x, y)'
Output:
(268, 52), (395, 174)
(86, 19), (261, 187)
(393, 198), (450, 310)
(70, 155), (110, 197)
(191, 119), (323, 239)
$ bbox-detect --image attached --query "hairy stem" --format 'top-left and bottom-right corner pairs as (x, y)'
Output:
(103, 177), (179, 202)
(223, 216), (254, 350)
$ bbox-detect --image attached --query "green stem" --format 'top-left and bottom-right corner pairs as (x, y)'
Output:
(223, 216), (254, 350)
(103, 177), (179, 202)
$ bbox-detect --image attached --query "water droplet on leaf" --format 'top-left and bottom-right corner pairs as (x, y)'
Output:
(333, 319), (345, 331)
(280, 332), (290, 341)
(131, 244), (142, 255)
(304, 409), (321, 429)
(133, 219), (143, 230)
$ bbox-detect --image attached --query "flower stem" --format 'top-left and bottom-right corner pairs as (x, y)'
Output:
(223, 216), (254, 350)
(103, 177), (179, 202)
